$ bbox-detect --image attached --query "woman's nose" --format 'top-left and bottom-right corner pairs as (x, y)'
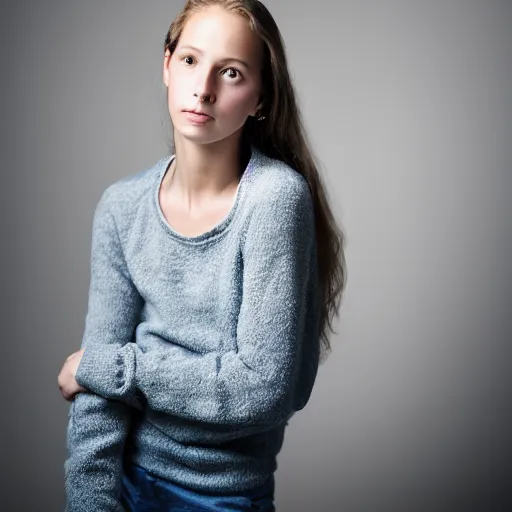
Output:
(196, 93), (212, 103)
(193, 68), (216, 103)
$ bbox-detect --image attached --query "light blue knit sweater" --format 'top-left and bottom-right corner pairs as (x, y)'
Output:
(64, 145), (321, 511)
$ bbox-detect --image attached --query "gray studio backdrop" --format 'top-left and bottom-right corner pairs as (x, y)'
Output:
(3, 1), (511, 511)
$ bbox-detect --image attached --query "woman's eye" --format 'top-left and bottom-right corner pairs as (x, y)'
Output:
(181, 57), (241, 80)
(222, 68), (240, 80)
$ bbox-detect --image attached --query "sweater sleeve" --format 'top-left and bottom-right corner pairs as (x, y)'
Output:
(64, 188), (145, 512)
(74, 177), (319, 431)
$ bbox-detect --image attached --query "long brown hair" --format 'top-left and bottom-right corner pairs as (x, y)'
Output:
(163, 0), (347, 363)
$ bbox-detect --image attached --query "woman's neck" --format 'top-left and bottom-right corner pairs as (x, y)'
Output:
(166, 135), (249, 204)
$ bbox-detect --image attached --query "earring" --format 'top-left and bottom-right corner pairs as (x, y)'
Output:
(256, 110), (265, 121)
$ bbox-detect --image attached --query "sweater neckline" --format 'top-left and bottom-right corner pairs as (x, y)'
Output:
(152, 146), (257, 244)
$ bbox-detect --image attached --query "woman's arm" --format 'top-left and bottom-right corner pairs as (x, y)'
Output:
(64, 188), (144, 512)
(74, 176), (321, 432)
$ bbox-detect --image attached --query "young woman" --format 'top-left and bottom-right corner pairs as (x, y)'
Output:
(58, 1), (346, 510)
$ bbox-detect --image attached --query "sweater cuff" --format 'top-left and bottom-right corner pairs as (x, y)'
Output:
(75, 343), (135, 400)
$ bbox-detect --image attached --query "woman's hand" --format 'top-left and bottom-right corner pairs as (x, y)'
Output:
(58, 348), (87, 401)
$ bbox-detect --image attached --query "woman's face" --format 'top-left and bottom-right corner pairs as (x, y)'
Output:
(163, 5), (264, 146)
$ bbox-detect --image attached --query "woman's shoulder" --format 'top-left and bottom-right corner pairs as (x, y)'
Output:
(247, 149), (312, 212)
(100, 155), (170, 215)
(249, 150), (309, 199)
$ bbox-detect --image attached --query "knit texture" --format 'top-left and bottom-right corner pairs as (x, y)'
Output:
(64, 145), (321, 511)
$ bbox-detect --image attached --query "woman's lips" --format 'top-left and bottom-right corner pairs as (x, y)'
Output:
(183, 111), (213, 124)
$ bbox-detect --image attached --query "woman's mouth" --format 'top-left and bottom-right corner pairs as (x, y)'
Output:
(182, 110), (213, 124)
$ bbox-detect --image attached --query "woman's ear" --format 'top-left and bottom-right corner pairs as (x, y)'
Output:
(252, 93), (265, 117)
(163, 49), (171, 87)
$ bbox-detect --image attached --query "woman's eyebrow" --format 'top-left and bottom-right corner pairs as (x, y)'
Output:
(178, 44), (252, 70)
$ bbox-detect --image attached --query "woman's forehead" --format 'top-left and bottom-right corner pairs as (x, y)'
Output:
(178, 6), (263, 66)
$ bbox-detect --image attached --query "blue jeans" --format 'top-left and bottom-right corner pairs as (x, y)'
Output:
(121, 462), (276, 511)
